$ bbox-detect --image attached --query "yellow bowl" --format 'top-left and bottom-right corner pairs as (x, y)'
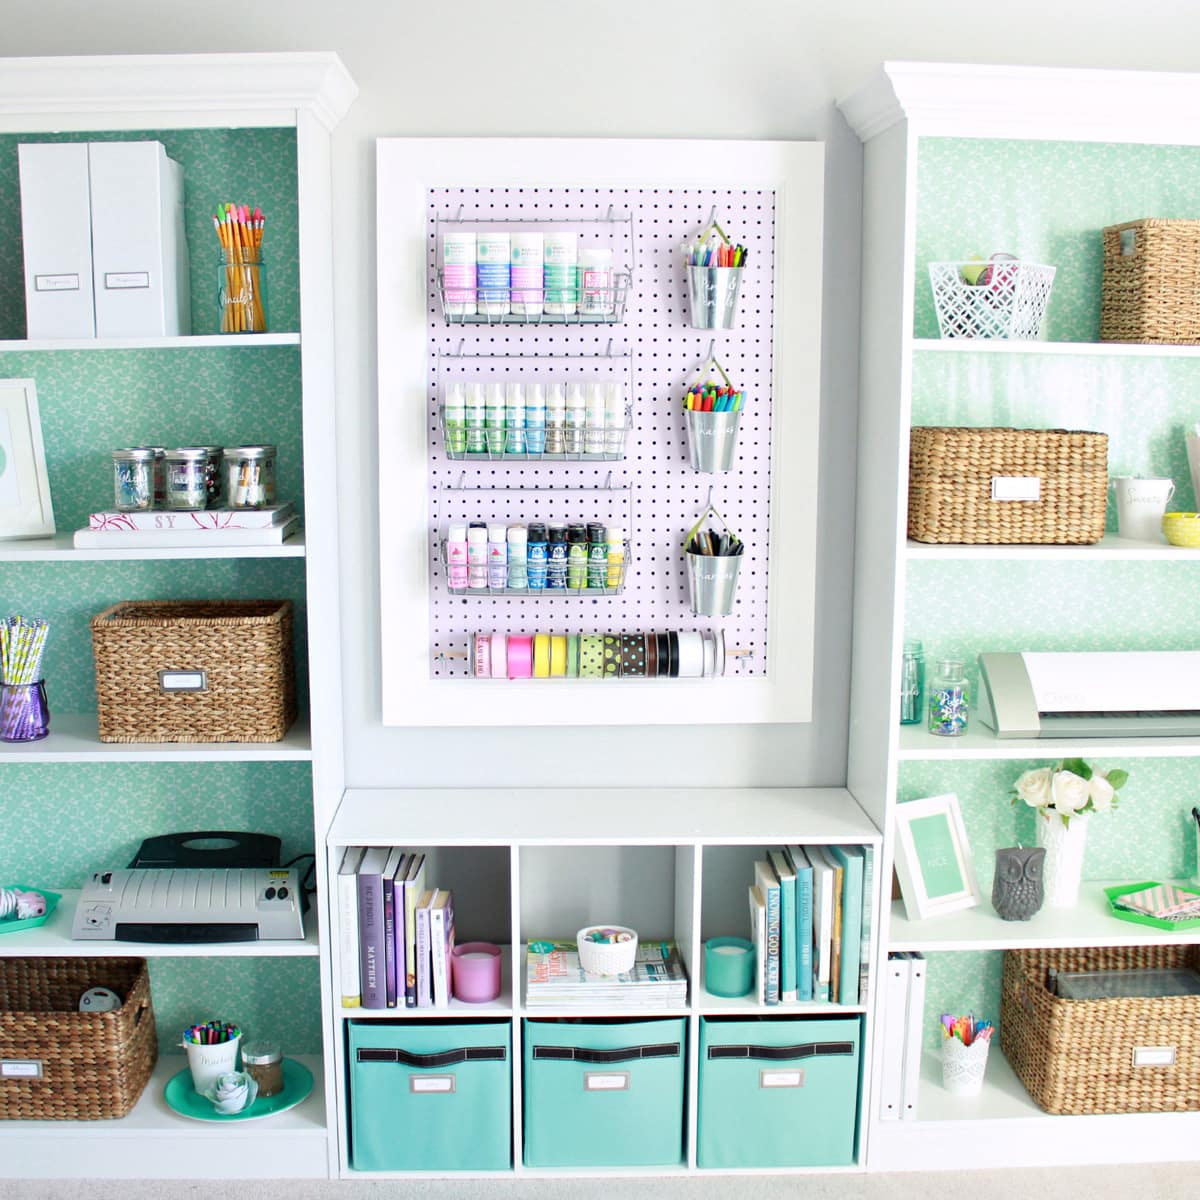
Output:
(1162, 512), (1200, 547)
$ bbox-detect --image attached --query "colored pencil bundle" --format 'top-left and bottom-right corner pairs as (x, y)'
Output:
(685, 240), (747, 268)
(685, 383), (742, 412)
(213, 203), (267, 333)
(0, 617), (49, 685)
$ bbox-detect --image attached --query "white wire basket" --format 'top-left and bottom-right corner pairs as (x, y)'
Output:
(928, 260), (1056, 340)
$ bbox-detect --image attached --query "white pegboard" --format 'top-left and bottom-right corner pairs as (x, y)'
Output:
(425, 186), (775, 678)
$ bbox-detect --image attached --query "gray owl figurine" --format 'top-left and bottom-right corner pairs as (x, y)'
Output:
(992, 846), (1046, 921)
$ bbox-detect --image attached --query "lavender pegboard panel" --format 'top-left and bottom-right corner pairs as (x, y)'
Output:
(426, 187), (775, 680)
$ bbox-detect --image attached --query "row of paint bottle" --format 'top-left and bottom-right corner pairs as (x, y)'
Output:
(443, 379), (627, 458)
(447, 522), (626, 594)
(441, 230), (615, 317)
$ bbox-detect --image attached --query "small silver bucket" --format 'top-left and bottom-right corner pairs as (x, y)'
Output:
(685, 409), (741, 473)
(687, 265), (744, 329)
(685, 550), (742, 616)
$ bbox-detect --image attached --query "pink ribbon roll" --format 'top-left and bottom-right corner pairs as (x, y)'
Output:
(507, 634), (534, 679)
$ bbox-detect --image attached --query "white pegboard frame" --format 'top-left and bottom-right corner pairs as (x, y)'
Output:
(378, 138), (824, 726)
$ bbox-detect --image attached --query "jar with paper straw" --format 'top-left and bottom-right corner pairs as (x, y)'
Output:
(214, 203), (268, 333)
(0, 616), (50, 742)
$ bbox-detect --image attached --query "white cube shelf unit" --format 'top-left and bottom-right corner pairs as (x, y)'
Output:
(841, 62), (1200, 1172)
(325, 786), (881, 1178)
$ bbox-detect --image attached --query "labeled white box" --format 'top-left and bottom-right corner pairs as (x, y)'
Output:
(88, 141), (191, 338)
(18, 142), (97, 339)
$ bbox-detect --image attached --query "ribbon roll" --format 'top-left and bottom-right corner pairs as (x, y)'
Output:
(656, 632), (671, 678)
(550, 634), (568, 678)
(533, 633), (551, 678)
(490, 632), (507, 679)
(603, 634), (622, 677)
(677, 630), (705, 678)
(507, 634), (534, 680)
(579, 634), (604, 678)
(646, 632), (659, 678)
(620, 633), (646, 677)
(472, 632), (491, 678)
(567, 634), (580, 679)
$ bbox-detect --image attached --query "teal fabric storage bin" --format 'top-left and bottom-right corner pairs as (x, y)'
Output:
(698, 1016), (861, 1169)
(349, 1020), (512, 1172)
(523, 1018), (687, 1168)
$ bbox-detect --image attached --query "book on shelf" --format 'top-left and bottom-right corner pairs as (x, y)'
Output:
(87, 503), (296, 531)
(525, 939), (687, 1008)
(753, 859), (781, 1005)
(808, 847), (835, 1003)
(402, 853), (426, 1008)
(786, 845), (814, 1002)
(828, 844), (864, 1006)
(767, 849), (797, 1003)
(415, 889), (437, 1008)
(859, 845), (875, 1008)
(811, 846), (844, 1003)
(73, 515), (300, 549)
(430, 889), (455, 1007)
(356, 846), (391, 1010)
(336, 845), (365, 1008)
(748, 886), (767, 1005)
(389, 852), (412, 1009)
(381, 848), (407, 1008)
(899, 950), (927, 1121)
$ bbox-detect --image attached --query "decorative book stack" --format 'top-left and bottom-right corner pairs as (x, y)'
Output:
(74, 503), (299, 549)
(525, 939), (687, 1009)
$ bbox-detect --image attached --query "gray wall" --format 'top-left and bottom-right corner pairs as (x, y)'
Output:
(8, 0), (1199, 788)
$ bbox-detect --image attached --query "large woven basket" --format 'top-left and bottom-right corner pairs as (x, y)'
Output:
(0, 957), (157, 1120)
(1101, 218), (1200, 343)
(1001, 945), (1200, 1115)
(91, 599), (296, 743)
(908, 427), (1108, 544)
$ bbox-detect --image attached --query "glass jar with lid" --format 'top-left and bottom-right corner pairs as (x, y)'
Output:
(163, 448), (210, 510)
(928, 657), (970, 737)
(195, 446), (223, 508)
(223, 445), (276, 509)
(111, 448), (158, 512)
(240, 1039), (283, 1097)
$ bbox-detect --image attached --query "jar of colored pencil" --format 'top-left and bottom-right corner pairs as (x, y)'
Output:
(214, 204), (268, 333)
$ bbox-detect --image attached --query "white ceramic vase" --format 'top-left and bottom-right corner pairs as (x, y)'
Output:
(1036, 811), (1090, 908)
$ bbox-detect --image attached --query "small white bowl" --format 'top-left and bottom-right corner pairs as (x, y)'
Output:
(576, 925), (638, 976)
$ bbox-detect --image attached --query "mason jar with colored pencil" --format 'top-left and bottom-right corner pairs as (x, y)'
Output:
(214, 204), (268, 333)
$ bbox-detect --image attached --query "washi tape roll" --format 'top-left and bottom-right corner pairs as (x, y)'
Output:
(603, 634), (622, 677)
(550, 634), (567, 678)
(507, 634), (533, 679)
(646, 632), (659, 678)
(620, 633), (646, 677)
(567, 634), (580, 678)
(472, 632), (491, 678)
(533, 633), (551, 678)
(490, 632), (507, 679)
(677, 630), (704, 678)
(701, 629), (715, 679)
(580, 634), (604, 678)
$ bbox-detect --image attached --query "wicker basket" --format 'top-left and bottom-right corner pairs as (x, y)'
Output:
(91, 599), (297, 743)
(1001, 945), (1200, 1114)
(908, 427), (1108, 545)
(0, 957), (157, 1120)
(1101, 218), (1200, 343)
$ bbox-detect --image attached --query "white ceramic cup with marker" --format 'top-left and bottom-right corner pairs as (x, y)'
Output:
(1111, 476), (1175, 542)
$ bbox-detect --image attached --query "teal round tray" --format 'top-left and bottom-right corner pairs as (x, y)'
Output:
(164, 1057), (313, 1122)
(0, 885), (61, 935)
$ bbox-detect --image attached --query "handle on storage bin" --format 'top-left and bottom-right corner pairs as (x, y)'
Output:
(356, 1046), (506, 1068)
(706, 1041), (855, 1062)
(532, 1042), (680, 1064)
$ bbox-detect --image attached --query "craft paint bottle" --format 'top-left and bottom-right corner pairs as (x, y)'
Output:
(527, 522), (548, 590)
(447, 522), (468, 591)
(525, 381), (547, 455)
(547, 524), (568, 589)
(567, 523), (588, 589)
(565, 382), (585, 455)
(467, 523), (488, 591)
(606, 525), (626, 588)
(507, 524), (528, 590)
(587, 521), (608, 589)
(585, 382), (606, 455)
(485, 382), (506, 457)
(579, 245), (614, 315)
(441, 229), (477, 316)
(476, 230), (511, 318)
(465, 382), (486, 454)
(605, 379), (626, 456)
(487, 522), (508, 591)
(505, 380), (527, 455)
(543, 231), (578, 315)
(545, 384), (566, 455)
(510, 231), (544, 318)
(444, 380), (467, 456)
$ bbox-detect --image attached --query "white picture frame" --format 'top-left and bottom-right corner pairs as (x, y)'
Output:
(893, 792), (982, 921)
(0, 378), (54, 540)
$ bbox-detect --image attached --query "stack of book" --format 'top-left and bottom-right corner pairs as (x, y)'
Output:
(744, 844), (874, 1006)
(336, 846), (457, 1010)
(74, 503), (299, 549)
(525, 939), (688, 1009)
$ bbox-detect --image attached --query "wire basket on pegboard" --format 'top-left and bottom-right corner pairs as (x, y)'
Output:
(928, 258), (1056, 340)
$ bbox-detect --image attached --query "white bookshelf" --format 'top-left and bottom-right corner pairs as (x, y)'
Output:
(912, 337), (1200, 359)
(896, 724), (1200, 761)
(0, 531), (306, 561)
(0, 332), (300, 352)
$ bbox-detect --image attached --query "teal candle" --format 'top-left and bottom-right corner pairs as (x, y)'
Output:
(704, 936), (755, 998)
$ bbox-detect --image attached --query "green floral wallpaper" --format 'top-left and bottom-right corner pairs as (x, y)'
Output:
(0, 128), (299, 339)
(920, 951), (1003, 1052)
(914, 137), (1200, 342)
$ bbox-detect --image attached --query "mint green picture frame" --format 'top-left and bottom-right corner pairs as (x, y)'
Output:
(894, 793), (982, 922)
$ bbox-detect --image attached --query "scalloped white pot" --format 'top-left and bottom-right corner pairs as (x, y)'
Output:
(1036, 812), (1091, 908)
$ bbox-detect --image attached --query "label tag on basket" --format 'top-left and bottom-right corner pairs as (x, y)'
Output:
(760, 1069), (804, 1089)
(585, 1072), (630, 1091)
(410, 1074), (456, 1094)
(159, 670), (207, 693)
(991, 475), (1041, 502)
(1, 1059), (43, 1078)
(1132, 1045), (1176, 1068)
